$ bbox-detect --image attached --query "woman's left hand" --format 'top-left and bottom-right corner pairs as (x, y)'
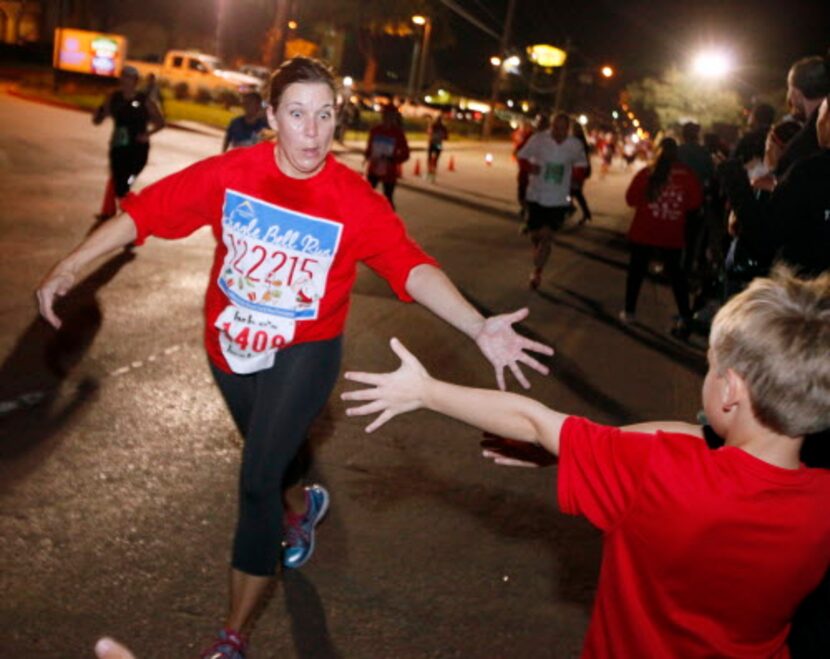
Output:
(474, 308), (553, 390)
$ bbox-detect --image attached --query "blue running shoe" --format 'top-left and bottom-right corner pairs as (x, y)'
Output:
(199, 628), (247, 659)
(282, 484), (330, 569)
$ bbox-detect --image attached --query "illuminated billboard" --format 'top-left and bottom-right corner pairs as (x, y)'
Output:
(527, 44), (567, 68)
(53, 29), (127, 78)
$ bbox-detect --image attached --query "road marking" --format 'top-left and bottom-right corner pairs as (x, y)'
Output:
(0, 343), (188, 417)
(0, 391), (47, 415)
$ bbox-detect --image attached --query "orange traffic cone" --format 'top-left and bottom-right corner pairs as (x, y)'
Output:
(448, 155), (456, 172)
(413, 158), (421, 176)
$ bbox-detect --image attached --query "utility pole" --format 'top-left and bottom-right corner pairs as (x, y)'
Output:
(216, 0), (228, 61)
(407, 38), (421, 101)
(414, 17), (432, 98)
(482, 0), (517, 140)
(553, 37), (572, 113)
(267, 0), (291, 68)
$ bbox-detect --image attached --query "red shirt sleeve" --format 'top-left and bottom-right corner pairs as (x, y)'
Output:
(346, 182), (438, 302)
(121, 154), (225, 245)
(557, 417), (655, 530)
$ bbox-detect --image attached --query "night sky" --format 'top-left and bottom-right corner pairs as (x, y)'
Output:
(104, 0), (828, 103)
(428, 0), (829, 98)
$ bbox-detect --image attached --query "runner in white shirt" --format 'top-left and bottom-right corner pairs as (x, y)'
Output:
(517, 113), (587, 289)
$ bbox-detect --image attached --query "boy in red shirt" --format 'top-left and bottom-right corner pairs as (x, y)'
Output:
(343, 268), (830, 658)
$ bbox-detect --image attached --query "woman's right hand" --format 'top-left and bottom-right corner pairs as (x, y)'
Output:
(36, 267), (76, 328)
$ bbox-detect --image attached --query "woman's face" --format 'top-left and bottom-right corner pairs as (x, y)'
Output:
(268, 82), (335, 179)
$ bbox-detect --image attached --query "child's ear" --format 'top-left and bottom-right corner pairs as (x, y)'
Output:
(722, 368), (748, 410)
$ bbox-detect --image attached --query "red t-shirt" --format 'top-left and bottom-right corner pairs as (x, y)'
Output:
(121, 142), (437, 374)
(625, 163), (703, 248)
(558, 417), (830, 659)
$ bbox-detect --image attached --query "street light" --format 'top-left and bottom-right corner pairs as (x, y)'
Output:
(601, 65), (614, 78)
(503, 55), (521, 72)
(407, 15), (431, 100)
(692, 49), (733, 78)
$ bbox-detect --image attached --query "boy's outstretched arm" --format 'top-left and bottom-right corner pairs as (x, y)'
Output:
(342, 338), (566, 456)
(622, 421), (703, 437)
(479, 421), (703, 469)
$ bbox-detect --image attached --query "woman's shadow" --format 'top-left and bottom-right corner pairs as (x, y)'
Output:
(0, 250), (136, 489)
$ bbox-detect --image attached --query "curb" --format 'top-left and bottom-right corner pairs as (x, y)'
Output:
(5, 87), (223, 137)
(5, 86), (519, 216)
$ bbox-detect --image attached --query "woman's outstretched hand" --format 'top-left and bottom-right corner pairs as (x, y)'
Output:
(36, 268), (76, 329)
(342, 338), (431, 433)
(474, 308), (554, 391)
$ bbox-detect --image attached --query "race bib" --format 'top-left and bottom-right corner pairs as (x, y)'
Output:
(370, 134), (396, 176)
(370, 134), (396, 160)
(543, 162), (565, 184)
(215, 190), (343, 373)
(112, 126), (131, 148)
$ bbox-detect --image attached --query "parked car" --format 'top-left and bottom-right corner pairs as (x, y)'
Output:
(128, 50), (262, 97)
(239, 64), (271, 82)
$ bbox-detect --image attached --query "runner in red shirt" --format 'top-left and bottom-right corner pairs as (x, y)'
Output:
(36, 57), (553, 659)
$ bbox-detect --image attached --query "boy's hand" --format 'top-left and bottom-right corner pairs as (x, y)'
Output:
(342, 338), (430, 432)
(475, 308), (554, 391)
(480, 432), (557, 468)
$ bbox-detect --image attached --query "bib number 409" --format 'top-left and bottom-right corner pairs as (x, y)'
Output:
(221, 323), (286, 353)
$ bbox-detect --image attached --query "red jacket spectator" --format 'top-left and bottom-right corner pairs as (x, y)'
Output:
(626, 162), (703, 249)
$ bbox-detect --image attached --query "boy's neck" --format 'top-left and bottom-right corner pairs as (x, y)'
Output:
(723, 413), (803, 470)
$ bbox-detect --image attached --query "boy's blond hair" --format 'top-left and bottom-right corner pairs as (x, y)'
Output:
(710, 268), (830, 437)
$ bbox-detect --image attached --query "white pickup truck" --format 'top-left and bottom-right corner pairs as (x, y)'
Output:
(128, 50), (262, 96)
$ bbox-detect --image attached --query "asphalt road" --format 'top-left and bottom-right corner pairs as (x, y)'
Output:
(0, 92), (706, 658)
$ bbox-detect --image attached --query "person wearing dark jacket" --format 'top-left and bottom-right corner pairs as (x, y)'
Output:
(718, 99), (830, 659)
(720, 96), (830, 279)
(774, 55), (830, 179)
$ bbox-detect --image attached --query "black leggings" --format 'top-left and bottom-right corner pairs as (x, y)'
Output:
(109, 144), (149, 197)
(570, 187), (592, 218)
(367, 174), (397, 208)
(624, 244), (690, 319)
(210, 336), (343, 576)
